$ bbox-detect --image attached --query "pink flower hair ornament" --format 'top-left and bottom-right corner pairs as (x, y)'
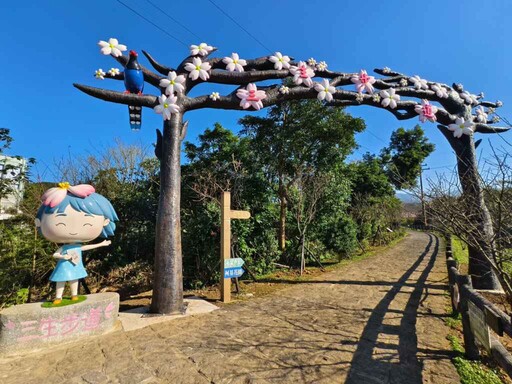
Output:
(41, 182), (96, 208)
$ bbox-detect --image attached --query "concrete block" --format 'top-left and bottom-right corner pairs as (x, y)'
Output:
(119, 297), (218, 332)
(0, 293), (119, 355)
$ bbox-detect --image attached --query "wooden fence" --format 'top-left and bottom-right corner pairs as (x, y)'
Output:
(445, 235), (512, 377)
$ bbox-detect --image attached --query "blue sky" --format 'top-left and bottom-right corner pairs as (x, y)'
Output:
(1, 0), (511, 187)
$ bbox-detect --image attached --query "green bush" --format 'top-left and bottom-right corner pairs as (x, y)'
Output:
(316, 214), (358, 257)
(181, 199), (281, 287)
(0, 217), (54, 308)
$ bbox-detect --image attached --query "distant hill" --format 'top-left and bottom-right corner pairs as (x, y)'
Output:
(396, 191), (420, 204)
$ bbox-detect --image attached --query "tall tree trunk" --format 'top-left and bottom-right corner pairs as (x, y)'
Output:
(278, 179), (287, 251)
(150, 114), (184, 314)
(452, 133), (500, 290)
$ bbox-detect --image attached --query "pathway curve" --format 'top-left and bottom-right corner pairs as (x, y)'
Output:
(0, 231), (459, 383)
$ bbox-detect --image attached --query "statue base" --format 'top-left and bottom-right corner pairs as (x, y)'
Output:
(0, 292), (119, 356)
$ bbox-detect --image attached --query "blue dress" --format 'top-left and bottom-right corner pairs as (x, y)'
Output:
(49, 244), (88, 282)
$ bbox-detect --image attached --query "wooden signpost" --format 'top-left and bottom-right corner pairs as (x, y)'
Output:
(220, 191), (250, 303)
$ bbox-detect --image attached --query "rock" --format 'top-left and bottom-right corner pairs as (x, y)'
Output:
(0, 293), (119, 356)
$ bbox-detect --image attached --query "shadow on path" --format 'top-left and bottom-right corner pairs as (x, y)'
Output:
(346, 233), (439, 384)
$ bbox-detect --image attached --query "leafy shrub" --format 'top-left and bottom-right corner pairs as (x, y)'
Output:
(0, 217), (54, 308)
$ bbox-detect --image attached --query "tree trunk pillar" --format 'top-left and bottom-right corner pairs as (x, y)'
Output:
(150, 113), (184, 314)
(453, 132), (500, 290)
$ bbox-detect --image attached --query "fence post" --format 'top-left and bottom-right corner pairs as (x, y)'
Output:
(459, 275), (481, 360)
(447, 259), (459, 314)
(447, 259), (457, 284)
(445, 235), (452, 253)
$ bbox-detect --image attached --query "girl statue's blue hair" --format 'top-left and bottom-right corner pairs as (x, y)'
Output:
(36, 192), (118, 238)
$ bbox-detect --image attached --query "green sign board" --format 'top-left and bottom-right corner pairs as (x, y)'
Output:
(224, 258), (244, 269)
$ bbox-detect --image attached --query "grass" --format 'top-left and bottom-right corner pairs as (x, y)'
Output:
(41, 295), (87, 308)
(446, 332), (503, 384)
(445, 309), (462, 330)
(452, 355), (502, 384)
(447, 334), (465, 353)
(445, 310), (504, 383)
(452, 237), (469, 266)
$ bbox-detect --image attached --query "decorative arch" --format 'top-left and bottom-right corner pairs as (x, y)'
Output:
(75, 39), (509, 313)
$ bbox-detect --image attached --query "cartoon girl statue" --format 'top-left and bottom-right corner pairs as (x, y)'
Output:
(35, 182), (118, 305)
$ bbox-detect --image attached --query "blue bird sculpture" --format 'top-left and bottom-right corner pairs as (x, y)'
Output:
(124, 50), (144, 130)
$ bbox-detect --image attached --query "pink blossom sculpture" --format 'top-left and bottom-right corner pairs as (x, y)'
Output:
(414, 99), (438, 123)
(236, 83), (267, 110)
(351, 70), (376, 94)
(289, 61), (315, 87)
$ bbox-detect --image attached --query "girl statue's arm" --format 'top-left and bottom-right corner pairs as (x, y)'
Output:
(81, 240), (112, 252)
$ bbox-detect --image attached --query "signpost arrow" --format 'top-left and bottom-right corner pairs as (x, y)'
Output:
(224, 258), (244, 269)
(224, 267), (245, 279)
(230, 210), (251, 220)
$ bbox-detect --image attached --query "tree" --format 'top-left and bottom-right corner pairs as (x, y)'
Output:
(348, 154), (395, 199)
(183, 123), (259, 205)
(381, 125), (435, 190)
(239, 100), (364, 251)
(312, 164), (356, 257)
(75, 40), (508, 312)
(346, 154), (401, 243)
(182, 123), (279, 284)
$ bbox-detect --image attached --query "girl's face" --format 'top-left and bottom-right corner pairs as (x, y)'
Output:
(35, 205), (110, 244)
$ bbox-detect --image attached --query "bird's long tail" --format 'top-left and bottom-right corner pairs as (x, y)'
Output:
(128, 105), (142, 130)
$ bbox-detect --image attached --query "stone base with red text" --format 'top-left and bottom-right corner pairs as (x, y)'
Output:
(0, 293), (119, 355)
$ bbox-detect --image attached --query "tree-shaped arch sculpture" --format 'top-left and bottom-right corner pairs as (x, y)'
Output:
(75, 39), (509, 314)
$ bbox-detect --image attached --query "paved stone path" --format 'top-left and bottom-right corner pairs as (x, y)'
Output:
(0, 231), (459, 383)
